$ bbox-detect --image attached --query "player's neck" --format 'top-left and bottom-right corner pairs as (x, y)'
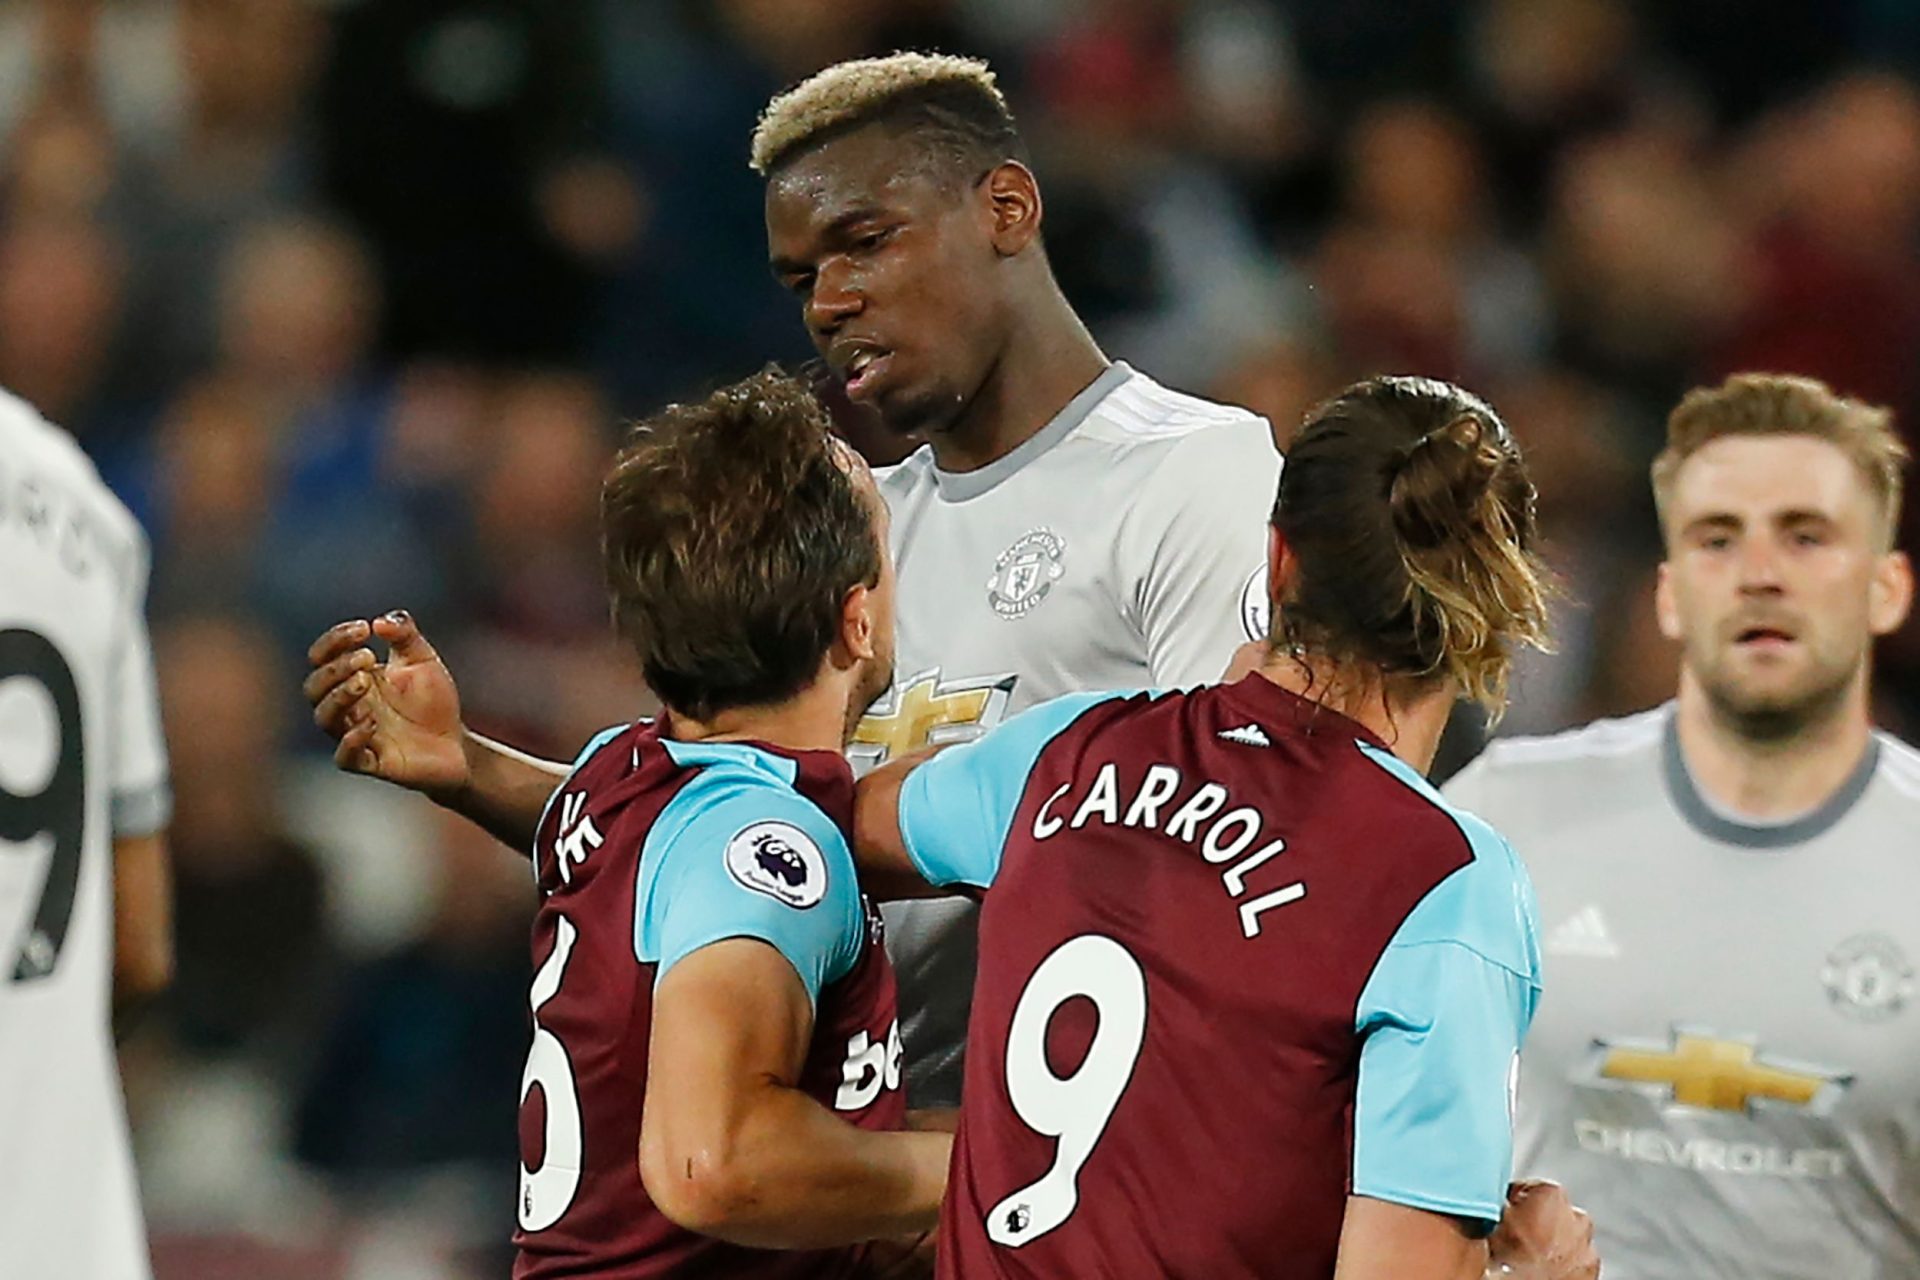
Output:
(928, 286), (1106, 474)
(1250, 655), (1454, 775)
(663, 681), (852, 756)
(1674, 667), (1875, 822)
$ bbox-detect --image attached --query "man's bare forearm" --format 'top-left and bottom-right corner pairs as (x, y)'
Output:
(647, 1081), (950, 1250)
(428, 730), (569, 854)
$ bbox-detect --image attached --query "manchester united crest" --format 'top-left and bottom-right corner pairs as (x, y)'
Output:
(1822, 933), (1913, 1023)
(987, 528), (1066, 619)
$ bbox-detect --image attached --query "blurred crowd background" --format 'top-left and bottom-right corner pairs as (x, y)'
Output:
(6, 0), (1920, 1275)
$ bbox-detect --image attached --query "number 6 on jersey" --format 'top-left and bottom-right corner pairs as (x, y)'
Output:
(520, 915), (583, 1231)
(988, 934), (1147, 1248)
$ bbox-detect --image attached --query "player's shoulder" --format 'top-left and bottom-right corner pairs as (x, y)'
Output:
(1871, 728), (1920, 805)
(1355, 739), (1540, 979)
(650, 739), (854, 870)
(1458, 704), (1669, 787)
(1079, 365), (1274, 459)
(0, 388), (147, 552)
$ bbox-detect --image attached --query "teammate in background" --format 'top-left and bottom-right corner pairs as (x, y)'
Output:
(1, 389), (174, 1280)
(1444, 373), (1920, 1279)
(850, 377), (1578, 1279)
(314, 372), (946, 1277)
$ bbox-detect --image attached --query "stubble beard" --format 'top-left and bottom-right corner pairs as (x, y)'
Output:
(841, 653), (897, 746)
(1697, 647), (1860, 746)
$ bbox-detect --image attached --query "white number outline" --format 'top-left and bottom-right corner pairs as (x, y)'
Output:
(519, 915), (584, 1231)
(987, 933), (1148, 1248)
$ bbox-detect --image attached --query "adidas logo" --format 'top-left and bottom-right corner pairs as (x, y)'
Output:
(1547, 905), (1619, 959)
(1218, 723), (1271, 747)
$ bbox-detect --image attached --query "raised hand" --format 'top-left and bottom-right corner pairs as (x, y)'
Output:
(305, 611), (470, 796)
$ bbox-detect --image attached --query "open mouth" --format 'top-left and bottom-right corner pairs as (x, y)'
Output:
(1734, 625), (1797, 649)
(830, 341), (894, 402)
(843, 350), (892, 401)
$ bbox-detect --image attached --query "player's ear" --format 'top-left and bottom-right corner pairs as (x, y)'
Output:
(1267, 524), (1296, 614)
(1869, 549), (1913, 637)
(1654, 561), (1682, 642)
(982, 161), (1042, 257)
(838, 582), (880, 664)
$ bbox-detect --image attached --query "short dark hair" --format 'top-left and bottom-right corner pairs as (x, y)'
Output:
(1271, 376), (1552, 716)
(750, 52), (1027, 183)
(600, 369), (882, 720)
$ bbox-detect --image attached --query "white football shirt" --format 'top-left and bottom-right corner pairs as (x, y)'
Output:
(1445, 706), (1920, 1280)
(0, 389), (169, 1279)
(863, 361), (1281, 1104)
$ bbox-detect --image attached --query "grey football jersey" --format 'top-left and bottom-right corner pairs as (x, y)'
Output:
(1444, 706), (1920, 1280)
(865, 362), (1279, 1105)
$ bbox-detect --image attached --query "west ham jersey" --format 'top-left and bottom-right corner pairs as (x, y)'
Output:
(513, 724), (905, 1279)
(893, 677), (1540, 1278)
(0, 390), (170, 1280)
(1445, 705), (1920, 1279)
(867, 361), (1280, 1106)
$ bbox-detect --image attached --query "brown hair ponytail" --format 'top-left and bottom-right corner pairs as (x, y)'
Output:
(1272, 377), (1552, 717)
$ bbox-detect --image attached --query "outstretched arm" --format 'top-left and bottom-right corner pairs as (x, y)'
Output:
(304, 611), (567, 853)
(849, 750), (953, 901)
(639, 938), (948, 1248)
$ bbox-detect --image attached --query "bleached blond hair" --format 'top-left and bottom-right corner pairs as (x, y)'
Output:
(750, 51), (1019, 176)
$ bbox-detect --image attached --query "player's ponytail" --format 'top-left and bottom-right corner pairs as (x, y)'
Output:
(1271, 376), (1552, 718)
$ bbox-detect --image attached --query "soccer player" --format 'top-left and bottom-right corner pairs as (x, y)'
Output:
(313, 372), (946, 1276)
(848, 377), (1573, 1278)
(1, 389), (174, 1279)
(1443, 374), (1920, 1278)
(755, 52), (1284, 1106)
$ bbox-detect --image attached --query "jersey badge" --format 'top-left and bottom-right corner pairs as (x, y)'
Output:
(725, 821), (828, 909)
(987, 528), (1066, 619)
(1822, 933), (1913, 1023)
(1239, 566), (1270, 641)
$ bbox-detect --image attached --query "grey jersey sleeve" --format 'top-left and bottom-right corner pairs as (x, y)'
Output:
(108, 522), (170, 836)
(1127, 418), (1281, 688)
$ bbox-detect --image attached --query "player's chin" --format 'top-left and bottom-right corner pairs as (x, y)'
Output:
(874, 380), (960, 437)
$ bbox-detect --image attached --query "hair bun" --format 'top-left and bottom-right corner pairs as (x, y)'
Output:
(1388, 414), (1505, 551)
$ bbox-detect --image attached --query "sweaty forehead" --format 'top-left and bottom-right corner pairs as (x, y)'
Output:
(764, 126), (957, 229)
(1674, 434), (1873, 523)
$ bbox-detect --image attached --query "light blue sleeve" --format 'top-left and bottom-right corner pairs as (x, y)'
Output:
(634, 778), (865, 1008)
(1350, 744), (1544, 1227)
(896, 691), (1132, 889)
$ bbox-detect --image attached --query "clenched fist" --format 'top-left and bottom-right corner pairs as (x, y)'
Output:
(1488, 1181), (1599, 1280)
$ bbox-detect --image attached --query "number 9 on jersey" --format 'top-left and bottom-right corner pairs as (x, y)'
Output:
(988, 934), (1148, 1248)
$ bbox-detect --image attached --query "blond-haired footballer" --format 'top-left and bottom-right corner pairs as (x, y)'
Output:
(1446, 373), (1920, 1279)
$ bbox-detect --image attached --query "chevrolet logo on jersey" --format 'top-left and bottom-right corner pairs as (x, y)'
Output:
(1589, 1028), (1852, 1114)
(849, 669), (1016, 769)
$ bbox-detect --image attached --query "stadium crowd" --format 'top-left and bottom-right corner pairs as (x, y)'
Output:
(4, 0), (1918, 1275)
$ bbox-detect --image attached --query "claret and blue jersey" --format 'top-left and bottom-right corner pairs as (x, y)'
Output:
(513, 722), (904, 1280)
(895, 676), (1543, 1279)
